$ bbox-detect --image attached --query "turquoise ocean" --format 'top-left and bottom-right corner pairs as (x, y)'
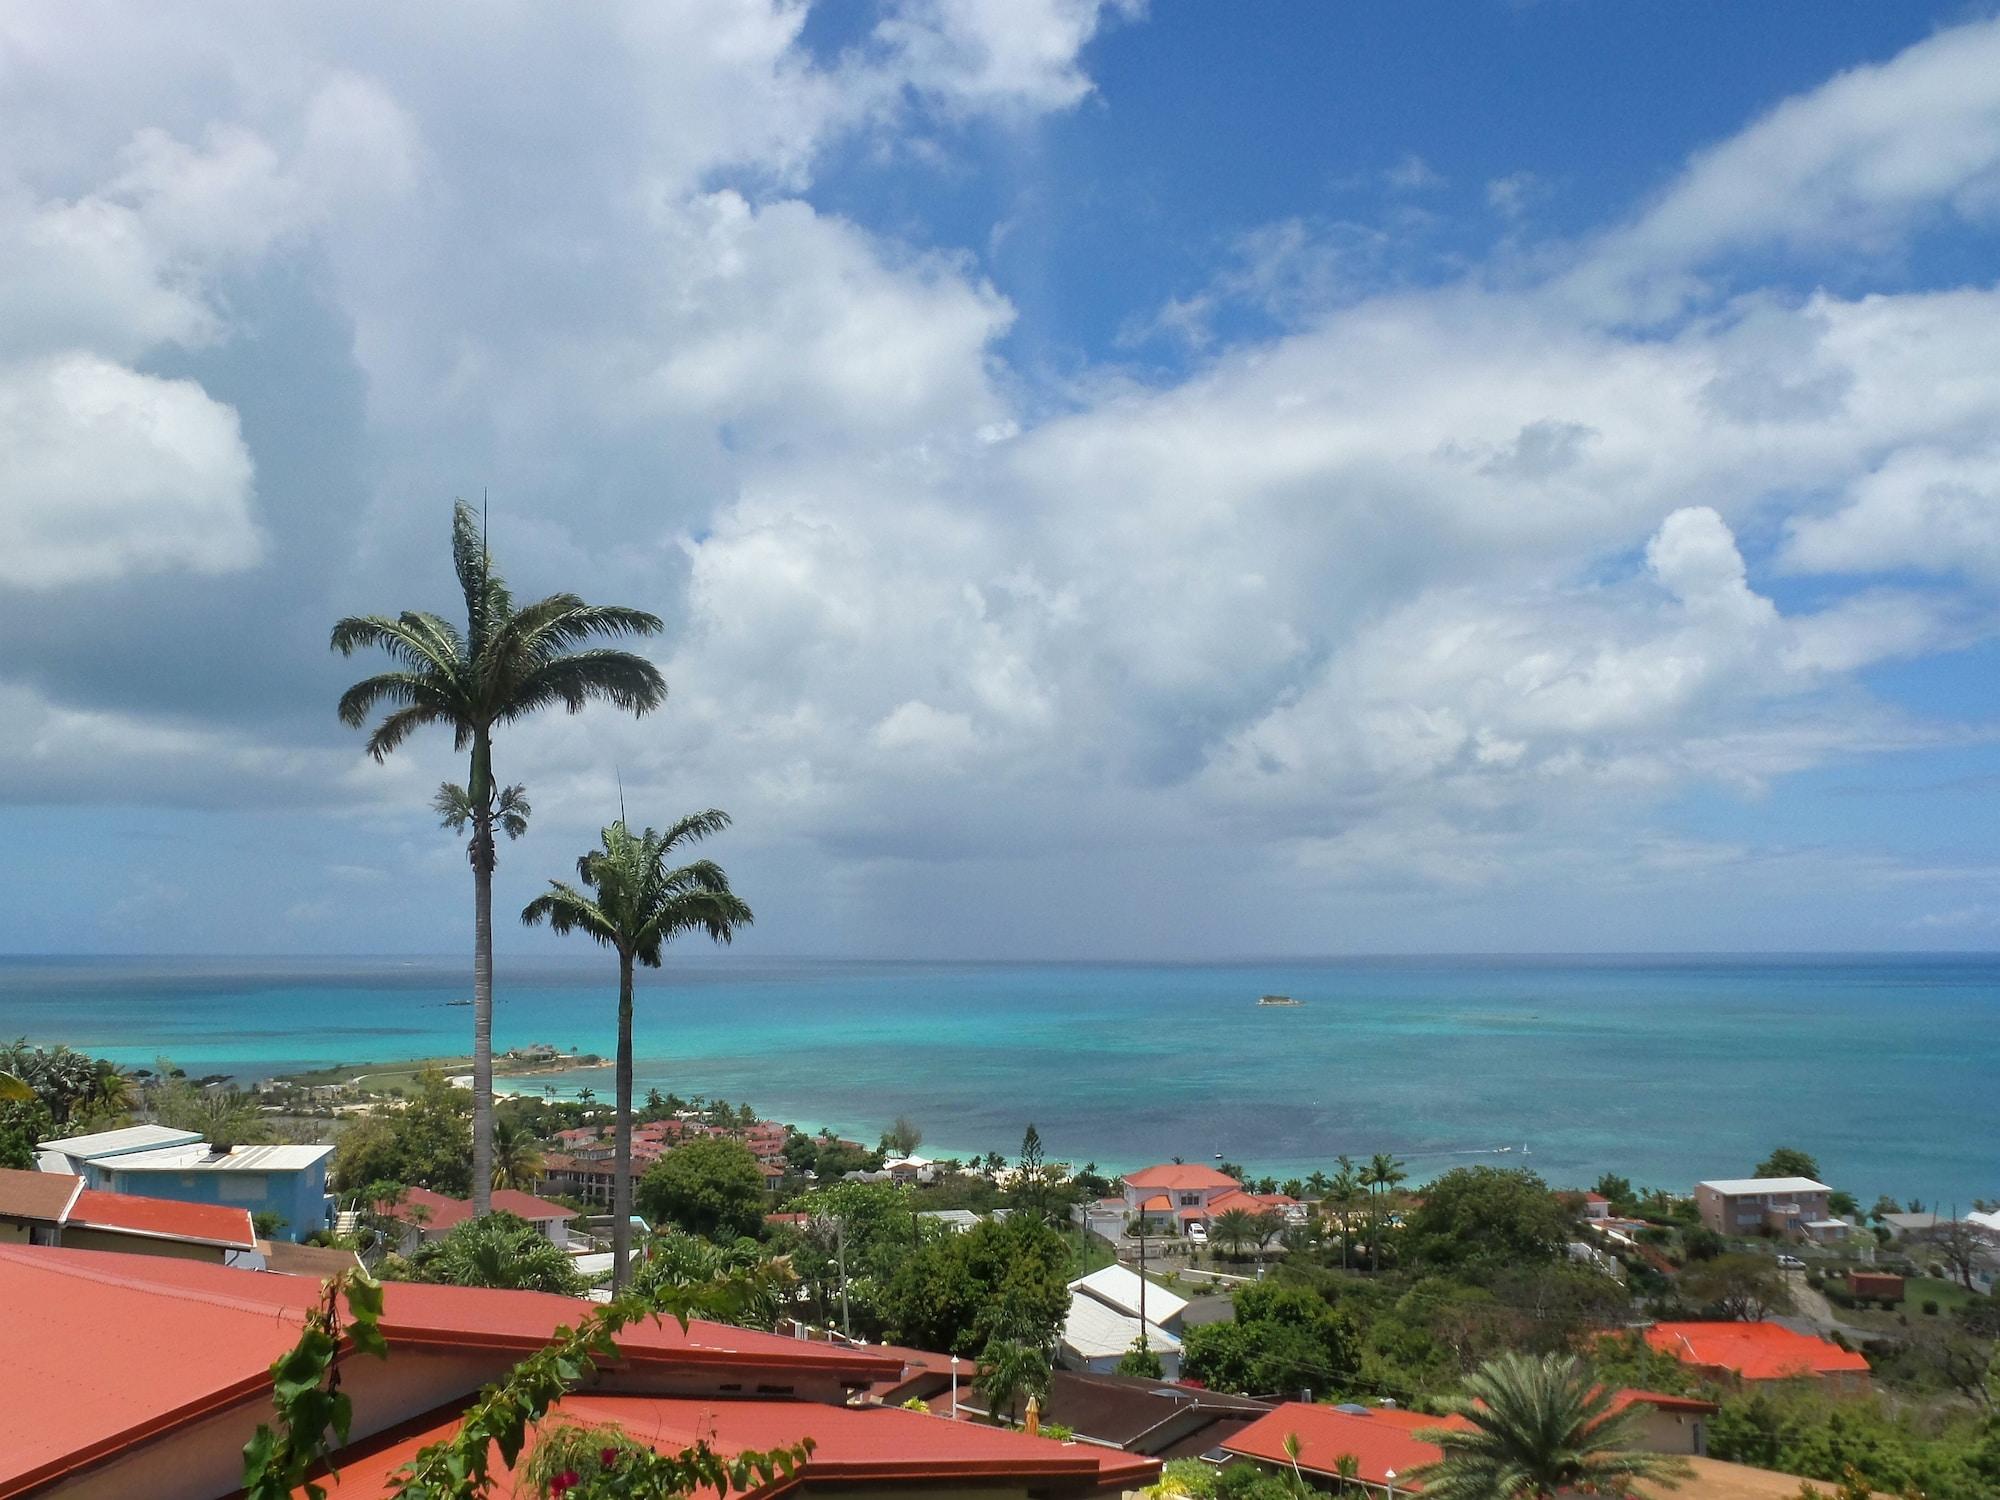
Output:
(3, 954), (1994, 1207)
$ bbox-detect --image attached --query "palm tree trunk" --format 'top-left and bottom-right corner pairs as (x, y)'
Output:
(469, 732), (496, 1219)
(612, 950), (635, 1293)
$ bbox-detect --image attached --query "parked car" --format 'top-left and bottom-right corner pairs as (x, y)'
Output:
(1186, 1222), (1208, 1247)
(1777, 1253), (1806, 1270)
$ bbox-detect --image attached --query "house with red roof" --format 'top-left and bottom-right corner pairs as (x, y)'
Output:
(1642, 1321), (1871, 1395)
(0, 1166), (260, 1267)
(1118, 1166), (1300, 1237)
(1223, 1401), (1477, 1496)
(1606, 1389), (1720, 1457)
(0, 1244), (1156, 1500)
(375, 1185), (580, 1254)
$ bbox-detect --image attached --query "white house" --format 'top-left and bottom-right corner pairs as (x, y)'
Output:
(1059, 1266), (1184, 1380)
(1121, 1164), (1302, 1236)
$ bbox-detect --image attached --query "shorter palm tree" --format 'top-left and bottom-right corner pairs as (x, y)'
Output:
(1409, 1351), (1690, 1499)
(1210, 1207), (1260, 1262)
(490, 1117), (544, 1192)
(977, 1337), (1052, 1425)
(522, 813), (752, 1292)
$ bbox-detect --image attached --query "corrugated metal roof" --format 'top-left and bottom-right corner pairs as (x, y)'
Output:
(1068, 1264), (1189, 1325)
(106, 1143), (333, 1172)
(32, 1125), (201, 1161)
(1061, 1294), (1181, 1362)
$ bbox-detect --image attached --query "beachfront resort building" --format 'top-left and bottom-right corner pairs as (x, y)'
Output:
(1694, 1176), (1850, 1243)
(34, 1124), (333, 1241)
(1119, 1164), (1302, 1237)
(0, 1242), (1158, 1500)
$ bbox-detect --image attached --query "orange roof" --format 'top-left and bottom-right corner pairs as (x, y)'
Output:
(1225, 1402), (1474, 1491)
(1139, 1193), (1173, 1212)
(1643, 1322), (1870, 1381)
(307, 1394), (1159, 1497)
(1608, 1387), (1719, 1415)
(1124, 1164), (1239, 1191)
(68, 1189), (256, 1250)
(0, 1245), (902, 1499)
(379, 1186), (578, 1231)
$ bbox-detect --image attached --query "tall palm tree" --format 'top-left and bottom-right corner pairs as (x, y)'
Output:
(1409, 1351), (1690, 1499)
(1361, 1152), (1407, 1271)
(1326, 1158), (1366, 1271)
(522, 814), (752, 1290)
(333, 501), (665, 1214)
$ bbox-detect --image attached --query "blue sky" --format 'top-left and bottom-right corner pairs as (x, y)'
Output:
(2, 1), (2000, 956)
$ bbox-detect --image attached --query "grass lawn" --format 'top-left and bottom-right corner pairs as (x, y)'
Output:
(1903, 1275), (1976, 1311)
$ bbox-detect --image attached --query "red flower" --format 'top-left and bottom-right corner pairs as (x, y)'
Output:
(601, 1447), (620, 1468)
(550, 1469), (581, 1496)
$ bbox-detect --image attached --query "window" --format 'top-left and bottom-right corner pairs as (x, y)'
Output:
(1179, 1193), (1200, 1206)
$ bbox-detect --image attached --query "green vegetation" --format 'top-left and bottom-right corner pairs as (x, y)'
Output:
(333, 498), (667, 1216)
(1182, 1281), (1357, 1397)
(523, 813), (752, 1290)
(638, 1137), (768, 1242)
(0, 1040), (133, 1166)
(1408, 1351), (1691, 1498)
(884, 1212), (1072, 1356)
(389, 1212), (586, 1296)
(1709, 1385), (2000, 1500)
(1677, 1252), (1793, 1321)
(331, 1070), (473, 1196)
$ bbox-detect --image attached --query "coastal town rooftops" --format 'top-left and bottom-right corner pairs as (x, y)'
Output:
(379, 1185), (579, 1231)
(0, 1165), (83, 1222)
(0, 1244), (905, 1498)
(1224, 1402), (1476, 1491)
(1644, 1321), (1870, 1380)
(1123, 1164), (1239, 1191)
(308, 1392), (1161, 1497)
(1697, 1176), (1830, 1196)
(34, 1123), (202, 1163)
(1068, 1264), (1189, 1326)
(67, 1188), (257, 1250)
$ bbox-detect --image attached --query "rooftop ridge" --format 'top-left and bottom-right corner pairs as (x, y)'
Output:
(0, 1243), (306, 1325)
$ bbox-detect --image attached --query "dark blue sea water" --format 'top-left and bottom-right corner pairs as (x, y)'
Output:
(2, 954), (1994, 1207)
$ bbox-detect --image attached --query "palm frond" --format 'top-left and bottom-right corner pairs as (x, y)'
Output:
(365, 703), (459, 762)
(495, 784), (532, 840)
(433, 783), (475, 833)
(336, 671), (460, 730)
(504, 650), (666, 718)
(507, 595), (665, 661)
(659, 809), (732, 851)
(451, 499), (515, 655)
(329, 616), (459, 675)
(521, 882), (619, 947)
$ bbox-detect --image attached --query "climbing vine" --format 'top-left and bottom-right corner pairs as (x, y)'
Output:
(242, 1261), (810, 1499)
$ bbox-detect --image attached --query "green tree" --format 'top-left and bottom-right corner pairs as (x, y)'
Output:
(1012, 1123), (1048, 1223)
(1182, 1282), (1357, 1397)
(1402, 1167), (1572, 1277)
(334, 499), (666, 1215)
(1409, 1351), (1690, 1499)
(881, 1115), (924, 1156)
(1755, 1146), (1822, 1181)
(638, 1136), (768, 1242)
(331, 1071), (473, 1195)
(1679, 1252), (1793, 1322)
(1117, 1339), (1164, 1379)
(885, 1212), (1071, 1356)
(397, 1211), (586, 1295)
(977, 1336), (1052, 1425)
(154, 1081), (272, 1152)
(523, 813), (752, 1290)
(630, 1231), (792, 1330)
(0, 1097), (53, 1171)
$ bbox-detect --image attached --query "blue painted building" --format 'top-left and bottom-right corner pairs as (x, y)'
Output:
(38, 1126), (334, 1242)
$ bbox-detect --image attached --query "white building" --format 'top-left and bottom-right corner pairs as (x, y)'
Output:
(1059, 1264), (1188, 1379)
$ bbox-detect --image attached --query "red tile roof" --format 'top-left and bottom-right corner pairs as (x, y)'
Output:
(1224, 1403), (1474, 1491)
(306, 1394), (1159, 1497)
(68, 1189), (256, 1250)
(1643, 1322), (1870, 1381)
(378, 1186), (578, 1231)
(0, 1244), (902, 1499)
(1124, 1164), (1240, 1191)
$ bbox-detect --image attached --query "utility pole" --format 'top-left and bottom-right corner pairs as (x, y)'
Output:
(838, 1217), (851, 1340)
(1137, 1219), (1148, 1356)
